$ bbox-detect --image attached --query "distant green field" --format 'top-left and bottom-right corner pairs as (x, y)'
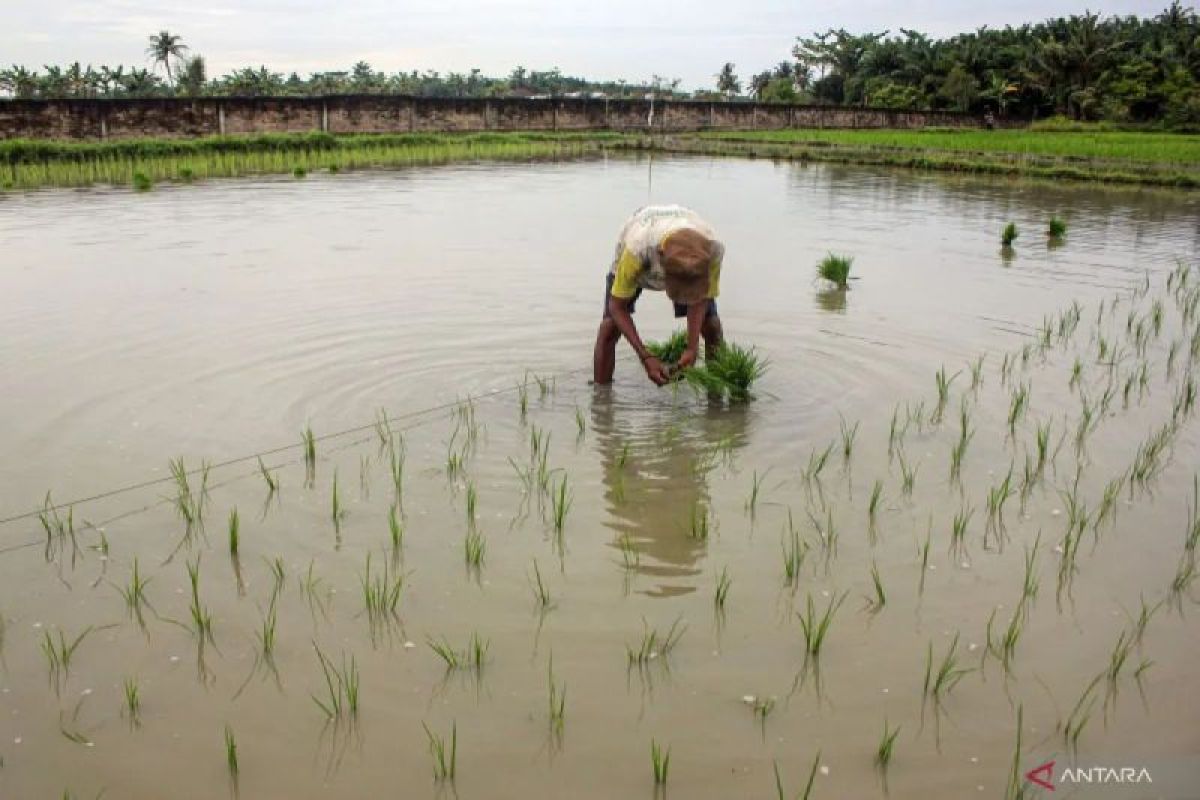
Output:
(699, 128), (1200, 165)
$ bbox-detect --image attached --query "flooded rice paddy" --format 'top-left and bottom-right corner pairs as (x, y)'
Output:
(1, 156), (1199, 798)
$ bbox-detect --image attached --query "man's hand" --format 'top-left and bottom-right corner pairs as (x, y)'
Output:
(642, 355), (670, 386)
(678, 348), (698, 370)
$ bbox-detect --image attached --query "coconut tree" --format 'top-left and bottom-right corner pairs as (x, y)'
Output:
(716, 62), (741, 97)
(146, 30), (188, 86)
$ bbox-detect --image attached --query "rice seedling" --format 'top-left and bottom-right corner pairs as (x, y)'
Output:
(1034, 421), (1052, 476)
(774, 752), (821, 800)
(745, 469), (768, 515)
(680, 342), (769, 401)
(122, 677), (140, 726)
(984, 603), (1025, 673)
(293, 166), (307, 178)
(224, 725), (239, 778)
(816, 253), (853, 289)
(1021, 533), (1041, 606)
(1007, 382), (1030, 434)
(1128, 594), (1161, 645)
(865, 561), (886, 612)
(923, 633), (972, 703)
(464, 481), (478, 528)
(932, 365), (959, 423)
(1047, 216), (1067, 239)
(551, 474), (572, 535)
(428, 633), (489, 671)
(650, 739), (671, 786)
(311, 643), (359, 720)
(302, 425), (317, 484)
(132, 171), (152, 191)
(1061, 674), (1101, 753)
(1170, 549), (1197, 598)
(626, 617), (686, 665)
(1094, 472), (1126, 533)
(547, 653), (567, 735)
(867, 479), (883, 530)
(257, 456), (278, 495)
(533, 372), (555, 398)
(423, 721), (457, 782)
(875, 718), (901, 773)
(574, 405), (586, 437)
(686, 500), (711, 541)
(1105, 630), (1134, 696)
(330, 469), (346, 533)
(781, 515), (809, 587)
(359, 553), (403, 620)
(529, 558), (554, 610)
(918, 523), (932, 596)
(797, 591), (847, 660)
(178, 166), (195, 181)
(1075, 395), (1096, 453)
(969, 354), (985, 391)
(949, 402), (974, 482)
(117, 557), (151, 616)
(808, 504), (839, 566)
(839, 415), (860, 463)
(898, 452), (918, 497)
(801, 442), (834, 486)
(464, 529), (486, 570)
(1004, 706), (1025, 800)
(227, 507), (240, 556)
(1001, 221), (1018, 248)
(372, 407), (391, 446)
(747, 695), (776, 725)
(714, 566), (732, 610)
(41, 626), (92, 688)
(186, 557), (214, 643)
(950, 504), (973, 555)
(387, 434), (405, 503)
(517, 379), (529, 421)
(617, 532), (640, 571)
(985, 467), (1015, 535)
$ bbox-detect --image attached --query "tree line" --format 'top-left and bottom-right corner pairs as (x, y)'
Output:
(3, 4), (1199, 124)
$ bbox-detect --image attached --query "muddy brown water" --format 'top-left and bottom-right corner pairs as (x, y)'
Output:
(1, 157), (1199, 799)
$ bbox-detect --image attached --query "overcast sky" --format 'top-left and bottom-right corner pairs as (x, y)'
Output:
(2, 0), (1174, 89)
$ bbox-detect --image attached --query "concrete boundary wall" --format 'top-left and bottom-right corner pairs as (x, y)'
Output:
(0, 95), (993, 140)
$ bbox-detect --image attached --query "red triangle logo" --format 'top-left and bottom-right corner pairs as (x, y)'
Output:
(1025, 760), (1055, 791)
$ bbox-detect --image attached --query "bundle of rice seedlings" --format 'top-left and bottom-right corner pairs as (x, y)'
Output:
(644, 331), (768, 402)
(817, 253), (853, 289)
(1047, 217), (1068, 238)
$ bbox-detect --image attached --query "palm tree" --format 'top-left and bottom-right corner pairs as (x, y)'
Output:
(146, 31), (188, 86)
(716, 62), (741, 97)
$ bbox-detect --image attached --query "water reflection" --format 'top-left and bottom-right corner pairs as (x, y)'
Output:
(815, 288), (848, 313)
(589, 385), (751, 598)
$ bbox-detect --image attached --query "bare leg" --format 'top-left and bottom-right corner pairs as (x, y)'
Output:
(593, 317), (622, 384)
(702, 313), (724, 360)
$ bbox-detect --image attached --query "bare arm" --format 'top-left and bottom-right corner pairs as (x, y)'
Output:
(607, 295), (669, 385)
(678, 302), (706, 369)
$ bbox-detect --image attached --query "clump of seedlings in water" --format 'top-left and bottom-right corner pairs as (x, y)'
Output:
(687, 500), (711, 541)
(1061, 675), (1101, 753)
(529, 559), (553, 610)
(227, 507), (240, 556)
(801, 442), (834, 487)
(923, 633), (972, 704)
(547, 653), (567, 735)
(302, 426), (317, 485)
(816, 253), (853, 290)
(331, 470), (345, 531)
(650, 739), (671, 786)
(387, 504), (404, 552)
(423, 721), (457, 782)
(118, 558), (151, 617)
(918, 523), (932, 595)
(745, 469), (768, 515)
(257, 457), (278, 495)
(1001, 221), (1019, 248)
(122, 677), (141, 726)
(839, 415), (859, 463)
(781, 513), (809, 586)
(985, 467), (1015, 536)
(867, 479), (883, 532)
(898, 452), (918, 497)
(797, 591), (847, 661)
(714, 567), (732, 610)
(224, 725), (238, 779)
(1047, 217), (1067, 239)
(984, 603), (1025, 674)
(464, 528), (486, 570)
(864, 562), (886, 612)
(627, 617), (686, 665)
(875, 718), (901, 775)
(311, 644), (360, 720)
(949, 402), (974, 482)
(774, 752), (821, 800)
(427, 632), (490, 672)
(932, 366), (959, 424)
(132, 171), (153, 191)
(41, 626), (92, 688)
(1007, 383), (1029, 434)
(551, 474), (572, 535)
(187, 557), (214, 643)
(360, 553), (403, 621)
